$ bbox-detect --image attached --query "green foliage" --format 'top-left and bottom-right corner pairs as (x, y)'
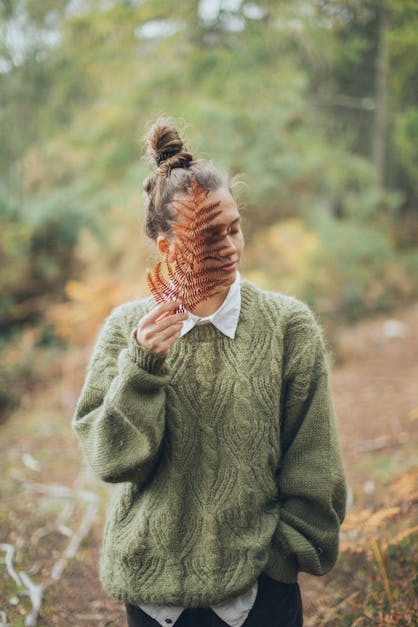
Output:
(393, 107), (418, 193)
(0, 0), (418, 339)
(0, 183), (90, 330)
(316, 218), (394, 289)
(246, 211), (409, 323)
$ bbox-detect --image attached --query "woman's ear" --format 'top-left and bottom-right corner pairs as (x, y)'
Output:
(157, 235), (176, 262)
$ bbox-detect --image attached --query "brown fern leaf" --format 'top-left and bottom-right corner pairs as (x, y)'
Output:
(147, 261), (176, 304)
(147, 176), (227, 312)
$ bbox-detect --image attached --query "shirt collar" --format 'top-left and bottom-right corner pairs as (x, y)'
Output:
(180, 272), (241, 339)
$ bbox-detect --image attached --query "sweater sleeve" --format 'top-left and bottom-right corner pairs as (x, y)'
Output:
(272, 304), (347, 576)
(72, 304), (170, 484)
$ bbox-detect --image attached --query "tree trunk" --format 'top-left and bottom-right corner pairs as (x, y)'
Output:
(373, 7), (389, 189)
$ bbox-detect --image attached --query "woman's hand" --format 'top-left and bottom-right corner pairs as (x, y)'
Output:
(135, 301), (188, 355)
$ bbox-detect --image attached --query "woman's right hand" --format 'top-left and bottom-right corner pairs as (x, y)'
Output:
(135, 301), (188, 356)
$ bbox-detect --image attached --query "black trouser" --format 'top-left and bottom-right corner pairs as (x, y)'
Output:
(125, 573), (303, 626)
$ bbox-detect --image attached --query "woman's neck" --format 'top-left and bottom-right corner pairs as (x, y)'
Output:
(189, 285), (230, 317)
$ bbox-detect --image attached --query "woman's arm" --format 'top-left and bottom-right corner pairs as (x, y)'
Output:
(273, 305), (347, 576)
(72, 302), (173, 485)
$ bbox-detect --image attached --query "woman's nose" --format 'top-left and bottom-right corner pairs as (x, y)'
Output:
(218, 235), (236, 257)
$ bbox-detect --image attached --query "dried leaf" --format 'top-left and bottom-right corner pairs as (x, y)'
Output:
(147, 176), (227, 311)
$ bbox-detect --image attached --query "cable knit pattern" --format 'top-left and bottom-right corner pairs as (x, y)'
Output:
(73, 280), (346, 607)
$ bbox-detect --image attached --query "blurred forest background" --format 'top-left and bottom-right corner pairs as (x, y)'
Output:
(1, 0), (418, 406)
(1, 1), (417, 625)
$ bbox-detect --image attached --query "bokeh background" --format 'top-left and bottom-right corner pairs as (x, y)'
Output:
(1, 1), (417, 625)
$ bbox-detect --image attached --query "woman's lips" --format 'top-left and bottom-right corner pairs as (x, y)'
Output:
(220, 261), (238, 272)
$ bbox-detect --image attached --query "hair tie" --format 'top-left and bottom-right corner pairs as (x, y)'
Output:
(156, 151), (178, 167)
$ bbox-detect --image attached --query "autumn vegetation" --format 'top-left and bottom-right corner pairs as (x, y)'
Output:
(1, 1), (417, 625)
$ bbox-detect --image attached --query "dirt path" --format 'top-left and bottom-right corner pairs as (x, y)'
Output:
(1, 303), (417, 626)
(333, 303), (418, 522)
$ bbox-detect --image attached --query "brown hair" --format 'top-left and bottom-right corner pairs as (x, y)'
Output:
(143, 118), (229, 240)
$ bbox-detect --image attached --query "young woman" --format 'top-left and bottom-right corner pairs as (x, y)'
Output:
(73, 120), (347, 627)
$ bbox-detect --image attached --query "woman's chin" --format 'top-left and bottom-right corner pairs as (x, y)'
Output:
(218, 270), (237, 287)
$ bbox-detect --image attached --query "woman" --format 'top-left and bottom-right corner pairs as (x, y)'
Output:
(73, 119), (347, 627)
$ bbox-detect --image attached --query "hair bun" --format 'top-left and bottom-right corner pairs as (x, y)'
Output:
(145, 118), (193, 172)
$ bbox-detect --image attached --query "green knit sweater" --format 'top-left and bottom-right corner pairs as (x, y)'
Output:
(73, 280), (346, 608)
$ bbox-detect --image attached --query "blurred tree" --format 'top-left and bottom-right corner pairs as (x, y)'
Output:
(307, 0), (418, 233)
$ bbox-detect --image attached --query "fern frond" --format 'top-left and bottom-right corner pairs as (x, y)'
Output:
(147, 176), (228, 313)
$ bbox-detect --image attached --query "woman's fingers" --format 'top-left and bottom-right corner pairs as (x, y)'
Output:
(150, 321), (182, 346)
(150, 325), (183, 355)
(141, 301), (182, 326)
(140, 322), (182, 355)
(155, 310), (188, 330)
(135, 301), (187, 355)
(137, 311), (186, 341)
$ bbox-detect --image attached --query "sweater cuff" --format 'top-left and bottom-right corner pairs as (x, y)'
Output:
(128, 330), (167, 375)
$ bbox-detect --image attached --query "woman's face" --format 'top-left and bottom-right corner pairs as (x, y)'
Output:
(157, 186), (244, 288)
(197, 186), (244, 286)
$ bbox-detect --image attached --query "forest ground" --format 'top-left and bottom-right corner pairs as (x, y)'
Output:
(1, 303), (417, 626)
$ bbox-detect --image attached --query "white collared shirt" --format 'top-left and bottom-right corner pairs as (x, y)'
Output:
(180, 272), (241, 339)
(139, 582), (258, 626)
(139, 273), (258, 626)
